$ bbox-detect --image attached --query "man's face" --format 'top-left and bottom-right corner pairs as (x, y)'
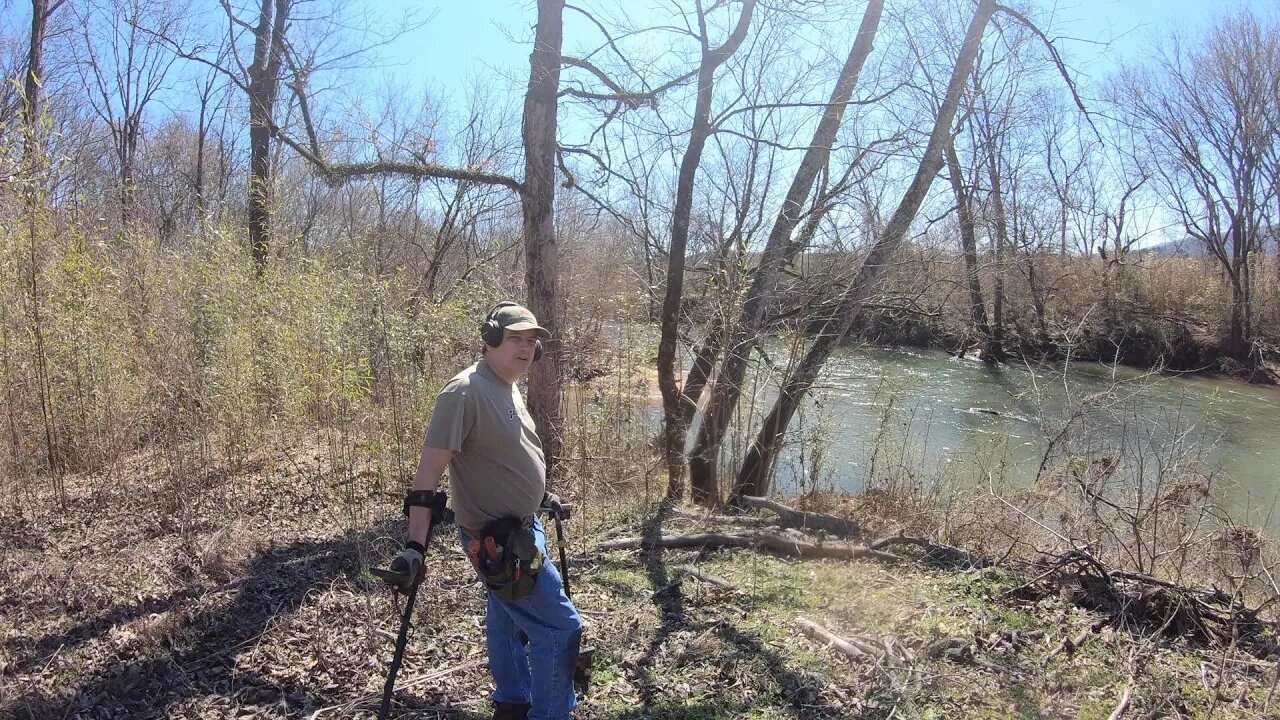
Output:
(488, 328), (540, 382)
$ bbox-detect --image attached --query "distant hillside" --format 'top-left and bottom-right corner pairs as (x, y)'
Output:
(1142, 237), (1205, 257)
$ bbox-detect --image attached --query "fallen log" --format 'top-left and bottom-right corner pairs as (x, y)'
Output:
(597, 532), (755, 552)
(597, 530), (902, 563)
(869, 534), (989, 570)
(740, 496), (860, 537)
(670, 508), (773, 528)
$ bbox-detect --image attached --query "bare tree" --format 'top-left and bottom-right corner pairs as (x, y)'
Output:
(1116, 11), (1280, 360)
(733, 0), (996, 501)
(68, 0), (183, 227)
(688, 0), (886, 505)
(517, 0), (569, 472)
(655, 0), (757, 503)
(271, 0), (720, 475)
(245, 0), (291, 270)
(191, 60), (233, 226)
(16, 0), (69, 499)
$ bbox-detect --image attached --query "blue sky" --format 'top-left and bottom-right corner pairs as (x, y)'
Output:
(371, 0), (1275, 99)
(5, 0), (1268, 117)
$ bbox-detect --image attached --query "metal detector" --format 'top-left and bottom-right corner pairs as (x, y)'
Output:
(371, 498), (451, 720)
(545, 503), (595, 693)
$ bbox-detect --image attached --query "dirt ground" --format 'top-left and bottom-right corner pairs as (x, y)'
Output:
(3, 445), (1278, 719)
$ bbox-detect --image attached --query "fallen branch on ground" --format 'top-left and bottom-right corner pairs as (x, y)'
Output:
(796, 618), (882, 660)
(740, 496), (860, 537)
(868, 534), (989, 569)
(1016, 551), (1279, 658)
(675, 566), (736, 590)
(597, 530), (902, 563)
(670, 507), (774, 527)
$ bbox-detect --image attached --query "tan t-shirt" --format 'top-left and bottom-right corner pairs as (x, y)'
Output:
(423, 358), (546, 530)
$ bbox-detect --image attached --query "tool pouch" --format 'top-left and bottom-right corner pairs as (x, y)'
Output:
(470, 516), (543, 603)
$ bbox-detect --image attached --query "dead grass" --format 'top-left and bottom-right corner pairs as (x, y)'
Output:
(2, 452), (1279, 719)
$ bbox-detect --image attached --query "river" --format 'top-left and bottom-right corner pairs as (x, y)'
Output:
(724, 346), (1280, 526)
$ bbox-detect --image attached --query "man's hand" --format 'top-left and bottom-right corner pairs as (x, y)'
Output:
(540, 491), (570, 520)
(383, 546), (424, 591)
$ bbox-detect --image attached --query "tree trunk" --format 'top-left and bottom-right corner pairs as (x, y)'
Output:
(522, 0), (566, 479)
(689, 0), (884, 506)
(984, 136), (1008, 361)
(1237, 220), (1253, 355)
(194, 82), (212, 224)
(1228, 254), (1247, 360)
(22, 0), (63, 498)
(658, 0), (757, 504)
(733, 0), (996, 502)
(247, 0), (290, 272)
(680, 318), (726, 429)
(944, 139), (991, 347)
(1025, 257), (1048, 340)
(23, 0), (55, 163)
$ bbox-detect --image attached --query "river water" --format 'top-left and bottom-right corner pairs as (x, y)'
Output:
(733, 346), (1280, 525)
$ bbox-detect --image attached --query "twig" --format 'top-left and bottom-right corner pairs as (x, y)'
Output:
(675, 566), (736, 590)
(796, 617), (881, 659)
(599, 531), (915, 564)
(307, 657), (486, 719)
(1107, 648), (1139, 720)
(1044, 625), (1098, 662)
(1263, 658), (1280, 714)
(598, 532), (755, 551)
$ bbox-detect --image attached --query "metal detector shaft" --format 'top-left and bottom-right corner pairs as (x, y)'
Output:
(548, 506), (594, 692)
(375, 519), (437, 720)
(552, 510), (571, 598)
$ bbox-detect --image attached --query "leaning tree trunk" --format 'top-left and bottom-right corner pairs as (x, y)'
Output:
(247, 0), (290, 272)
(679, 317), (726, 429)
(657, 0), (757, 504)
(522, 0), (566, 479)
(733, 0), (996, 501)
(688, 0), (884, 506)
(944, 139), (991, 349)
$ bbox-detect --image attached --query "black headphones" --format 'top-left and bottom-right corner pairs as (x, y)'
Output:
(481, 301), (544, 361)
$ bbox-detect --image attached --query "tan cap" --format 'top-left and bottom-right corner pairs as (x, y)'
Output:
(492, 303), (551, 339)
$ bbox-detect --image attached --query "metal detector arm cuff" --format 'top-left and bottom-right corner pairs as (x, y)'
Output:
(404, 489), (452, 525)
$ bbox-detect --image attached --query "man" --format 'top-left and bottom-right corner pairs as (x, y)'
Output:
(387, 301), (582, 720)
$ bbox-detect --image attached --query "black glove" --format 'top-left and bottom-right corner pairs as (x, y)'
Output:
(384, 544), (424, 591)
(540, 491), (569, 519)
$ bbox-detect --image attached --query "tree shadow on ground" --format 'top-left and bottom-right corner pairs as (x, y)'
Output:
(632, 500), (687, 712)
(4, 584), (209, 676)
(622, 500), (849, 720)
(5, 520), (447, 719)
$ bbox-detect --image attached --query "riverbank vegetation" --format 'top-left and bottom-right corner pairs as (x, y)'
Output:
(3, 0), (1280, 717)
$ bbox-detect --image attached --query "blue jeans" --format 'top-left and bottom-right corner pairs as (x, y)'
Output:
(460, 517), (581, 720)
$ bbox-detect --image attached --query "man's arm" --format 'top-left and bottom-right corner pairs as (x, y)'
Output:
(408, 445), (454, 547)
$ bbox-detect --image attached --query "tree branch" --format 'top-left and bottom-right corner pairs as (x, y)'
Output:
(269, 121), (524, 192)
(994, 4), (1101, 141)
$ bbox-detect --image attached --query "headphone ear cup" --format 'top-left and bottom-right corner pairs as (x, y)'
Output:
(481, 320), (503, 348)
(533, 339), (543, 362)
(481, 301), (519, 348)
